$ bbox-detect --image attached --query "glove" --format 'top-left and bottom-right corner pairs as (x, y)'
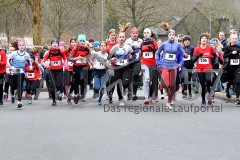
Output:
(197, 53), (203, 57)
(132, 46), (135, 50)
(148, 46), (155, 52)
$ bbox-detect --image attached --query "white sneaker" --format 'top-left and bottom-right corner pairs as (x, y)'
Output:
(17, 101), (23, 108)
(165, 103), (173, 110)
(170, 101), (174, 105)
(119, 100), (125, 107)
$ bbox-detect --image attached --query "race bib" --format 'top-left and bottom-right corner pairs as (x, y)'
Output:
(165, 53), (176, 61)
(76, 57), (87, 64)
(143, 52), (153, 58)
(95, 61), (104, 68)
(184, 55), (191, 61)
(198, 58), (209, 64)
(27, 73), (35, 78)
(51, 60), (61, 66)
(230, 59), (240, 65)
(68, 61), (73, 66)
(116, 59), (128, 65)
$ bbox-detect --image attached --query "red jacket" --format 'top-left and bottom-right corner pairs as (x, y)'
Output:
(71, 45), (91, 66)
(0, 50), (7, 74)
(42, 48), (66, 70)
(25, 62), (41, 81)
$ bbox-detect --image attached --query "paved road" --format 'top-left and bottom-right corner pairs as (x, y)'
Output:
(0, 89), (239, 160)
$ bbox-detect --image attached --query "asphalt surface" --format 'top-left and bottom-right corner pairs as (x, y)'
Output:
(0, 89), (239, 160)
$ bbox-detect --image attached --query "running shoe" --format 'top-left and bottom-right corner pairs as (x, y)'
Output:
(165, 103), (173, 110)
(119, 100), (125, 107)
(155, 96), (159, 102)
(28, 100), (32, 104)
(109, 96), (113, 104)
(144, 98), (149, 105)
(58, 92), (63, 101)
(235, 99), (240, 105)
(11, 97), (15, 104)
(188, 94), (192, 99)
(132, 95), (138, 101)
(161, 95), (164, 99)
(17, 101), (23, 108)
(0, 100), (4, 107)
(226, 90), (231, 99)
(52, 100), (57, 106)
(182, 93), (187, 99)
(73, 95), (79, 104)
(98, 100), (102, 105)
(93, 93), (99, 99)
(201, 101), (206, 107)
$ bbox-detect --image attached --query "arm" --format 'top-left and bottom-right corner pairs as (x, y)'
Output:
(68, 47), (81, 61)
(0, 51), (7, 67)
(192, 48), (203, 63)
(155, 43), (164, 66)
(107, 45), (118, 60)
(41, 51), (49, 67)
(223, 46), (231, 58)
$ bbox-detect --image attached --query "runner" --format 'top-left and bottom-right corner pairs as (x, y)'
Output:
(181, 36), (194, 99)
(4, 41), (18, 101)
(192, 33), (218, 107)
(106, 28), (118, 103)
(156, 22), (186, 109)
(41, 38), (67, 106)
(25, 55), (41, 104)
(92, 41), (109, 105)
(0, 44), (7, 107)
(68, 34), (91, 104)
(125, 27), (143, 101)
(64, 37), (77, 105)
(140, 28), (158, 105)
(108, 22), (133, 106)
(7, 39), (32, 108)
(223, 34), (240, 104)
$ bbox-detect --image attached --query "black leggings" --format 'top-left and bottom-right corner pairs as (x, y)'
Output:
(0, 74), (4, 101)
(4, 74), (10, 94)
(182, 72), (192, 95)
(10, 73), (25, 101)
(73, 66), (87, 96)
(197, 72), (212, 102)
(114, 66), (130, 100)
(48, 69), (63, 101)
(26, 79), (40, 95)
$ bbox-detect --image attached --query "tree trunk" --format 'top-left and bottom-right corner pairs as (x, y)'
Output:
(26, 0), (42, 45)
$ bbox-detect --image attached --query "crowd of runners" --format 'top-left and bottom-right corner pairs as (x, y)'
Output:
(0, 22), (240, 109)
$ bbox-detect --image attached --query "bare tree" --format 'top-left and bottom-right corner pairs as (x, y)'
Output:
(25, 0), (42, 45)
(106, 0), (169, 32)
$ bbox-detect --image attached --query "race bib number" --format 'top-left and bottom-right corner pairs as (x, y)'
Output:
(165, 53), (176, 61)
(68, 61), (73, 66)
(143, 52), (153, 58)
(76, 57), (87, 64)
(184, 55), (191, 61)
(95, 61), (104, 68)
(198, 58), (209, 64)
(27, 73), (35, 78)
(51, 61), (61, 66)
(230, 59), (239, 65)
(116, 59), (128, 65)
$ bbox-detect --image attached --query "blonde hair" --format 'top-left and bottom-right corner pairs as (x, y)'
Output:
(107, 29), (117, 41)
(212, 38), (223, 49)
(118, 22), (132, 33)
